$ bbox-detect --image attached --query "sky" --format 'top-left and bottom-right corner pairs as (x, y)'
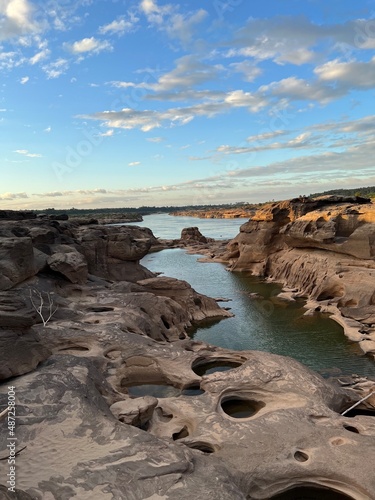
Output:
(1, 0), (375, 210)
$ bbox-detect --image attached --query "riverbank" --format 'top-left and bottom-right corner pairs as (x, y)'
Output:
(170, 207), (256, 218)
(193, 195), (375, 362)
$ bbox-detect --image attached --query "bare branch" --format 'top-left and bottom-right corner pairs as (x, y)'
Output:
(29, 289), (58, 326)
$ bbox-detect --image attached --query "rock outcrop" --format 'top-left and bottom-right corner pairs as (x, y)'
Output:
(180, 226), (208, 243)
(0, 323), (374, 499)
(217, 196), (375, 357)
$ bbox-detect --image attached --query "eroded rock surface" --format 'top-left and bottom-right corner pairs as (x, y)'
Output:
(215, 196), (375, 358)
(0, 211), (374, 499)
(0, 326), (374, 499)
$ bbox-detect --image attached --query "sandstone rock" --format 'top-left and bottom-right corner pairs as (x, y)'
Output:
(110, 396), (158, 426)
(219, 199), (375, 339)
(181, 226), (208, 243)
(0, 328), (51, 380)
(0, 210), (36, 220)
(0, 237), (35, 290)
(47, 251), (88, 284)
(0, 355), (245, 500)
(75, 225), (156, 281)
(0, 485), (34, 499)
(138, 276), (233, 322)
(0, 291), (35, 328)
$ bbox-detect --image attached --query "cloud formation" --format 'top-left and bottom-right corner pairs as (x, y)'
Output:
(65, 37), (112, 55)
(14, 149), (42, 157)
(0, 0), (39, 41)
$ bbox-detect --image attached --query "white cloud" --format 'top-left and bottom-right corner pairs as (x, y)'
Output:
(128, 161), (141, 166)
(140, 0), (207, 44)
(0, 0), (39, 41)
(228, 15), (375, 65)
(79, 89), (268, 131)
(65, 37), (112, 55)
(20, 75), (29, 84)
(99, 13), (139, 35)
(29, 48), (50, 64)
(42, 58), (69, 79)
(314, 56), (375, 89)
(98, 129), (114, 137)
(152, 55), (221, 92)
(147, 136), (164, 142)
(44, 126), (51, 133)
(229, 60), (262, 82)
(14, 148), (42, 157)
(0, 191), (28, 200)
(247, 130), (287, 143)
(109, 81), (137, 88)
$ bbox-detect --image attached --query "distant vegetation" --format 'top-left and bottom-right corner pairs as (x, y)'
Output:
(309, 186), (375, 199)
(38, 202), (259, 217)
(37, 187), (374, 218)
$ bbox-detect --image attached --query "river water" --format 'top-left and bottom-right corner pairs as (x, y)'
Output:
(126, 214), (375, 378)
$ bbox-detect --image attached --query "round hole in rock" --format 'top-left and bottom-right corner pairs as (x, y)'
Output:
(294, 450), (309, 462)
(58, 345), (89, 352)
(221, 397), (265, 418)
(185, 441), (215, 454)
(181, 384), (205, 396)
(343, 424), (360, 434)
(172, 426), (189, 440)
(192, 360), (243, 377)
(269, 485), (355, 500)
(126, 384), (181, 398)
(87, 306), (114, 312)
(155, 408), (173, 422)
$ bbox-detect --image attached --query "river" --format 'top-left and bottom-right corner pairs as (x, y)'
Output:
(125, 214), (375, 378)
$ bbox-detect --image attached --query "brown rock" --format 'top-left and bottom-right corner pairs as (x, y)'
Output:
(47, 251), (88, 284)
(0, 328), (51, 380)
(181, 227), (208, 243)
(110, 396), (158, 427)
(0, 237), (35, 290)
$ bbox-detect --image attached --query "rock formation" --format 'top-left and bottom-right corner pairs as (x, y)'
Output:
(215, 196), (375, 358)
(0, 211), (374, 499)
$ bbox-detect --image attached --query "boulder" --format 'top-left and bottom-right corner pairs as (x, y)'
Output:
(181, 227), (208, 243)
(0, 328), (51, 380)
(47, 251), (88, 284)
(0, 237), (35, 290)
(138, 276), (233, 323)
(74, 225), (156, 282)
(110, 396), (158, 427)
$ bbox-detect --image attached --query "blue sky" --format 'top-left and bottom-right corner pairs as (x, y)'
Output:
(1, 0), (375, 209)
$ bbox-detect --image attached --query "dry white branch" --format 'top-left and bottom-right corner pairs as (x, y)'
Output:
(0, 407), (9, 420)
(29, 289), (58, 326)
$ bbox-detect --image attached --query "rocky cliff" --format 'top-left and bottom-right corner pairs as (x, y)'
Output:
(0, 214), (375, 499)
(219, 196), (375, 357)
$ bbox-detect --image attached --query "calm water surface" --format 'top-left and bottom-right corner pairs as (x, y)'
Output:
(133, 214), (375, 378)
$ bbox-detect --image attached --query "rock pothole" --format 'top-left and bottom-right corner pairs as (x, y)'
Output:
(192, 358), (243, 376)
(293, 450), (309, 462)
(268, 485), (355, 499)
(220, 397), (266, 419)
(125, 383), (181, 398)
(183, 441), (216, 454)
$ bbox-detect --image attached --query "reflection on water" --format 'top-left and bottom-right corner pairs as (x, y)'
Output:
(142, 248), (375, 378)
